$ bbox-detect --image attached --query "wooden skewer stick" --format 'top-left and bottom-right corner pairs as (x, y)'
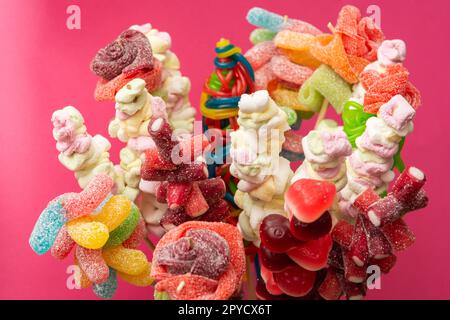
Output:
(245, 256), (256, 300)
(144, 235), (156, 252)
(315, 99), (329, 129)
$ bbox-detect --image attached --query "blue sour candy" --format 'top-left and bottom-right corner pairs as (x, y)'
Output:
(246, 7), (285, 32)
(93, 268), (117, 299)
(29, 197), (67, 255)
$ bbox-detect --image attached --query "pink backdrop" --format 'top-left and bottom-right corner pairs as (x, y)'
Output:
(1, 0), (449, 299)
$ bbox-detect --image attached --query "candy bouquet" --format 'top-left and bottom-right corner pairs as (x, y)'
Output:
(30, 5), (428, 300)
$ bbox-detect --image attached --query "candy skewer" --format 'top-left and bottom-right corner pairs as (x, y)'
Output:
(315, 99), (329, 129)
(144, 236), (156, 252)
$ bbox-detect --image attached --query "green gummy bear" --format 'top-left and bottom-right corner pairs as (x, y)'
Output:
(342, 100), (375, 148)
(298, 65), (352, 114)
(104, 204), (140, 248)
(250, 28), (277, 44)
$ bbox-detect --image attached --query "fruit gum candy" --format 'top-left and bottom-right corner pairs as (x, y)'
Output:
(310, 33), (369, 84)
(118, 263), (154, 287)
(247, 7), (322, 35)
(250, 28), (277, 45)
(271, 84), (311, 111)
(94, 61), (163, 102)
(63, 174), (114, 221)
(270, 55), (313, 86)
(93, 268), (118, 299)
(103, 245), (149, 276)
(104, 204), (140, 248)
(91, 195), (131, 231)
(51, 225), (75, 260)
(122, 217), (146, 249)
(67, 217), (110, 250)
(331, 5), (384, 62)
(76, 245), (110, 284)
(29, 195), (68, 255)
(74, 256), (92, 288)
(298, 64), (352, 113)
(151, 221), (245, 300)
(244, 41), (278, 71)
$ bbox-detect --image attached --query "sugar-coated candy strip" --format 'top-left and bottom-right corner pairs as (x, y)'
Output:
(103, 245), (149, 276)
(366, 196), (404, 227)
(244, 41), (278, 71)
(166, 163), (209, 183)
(91, 195), (131, 231)
(166, 183), (192, 209)
(94, 63), (163, 101)
(381, 219), (415, 251)
(341, 280), (366, 300)
(51, 225), (75, 260)
(148, 116), (178, 161)
(198, 199), (230, 222)
(298, 65), (352, 113)
(118, 263), (154, 287)
(66, 217), (109, 249)
(352, 188), (379, 214)
(75, 245), (109, 284)
(318, 268), (343, 300)
(349, 216), (368, 267)
(122, 217), (146, 249)
(93, 268), (118, 299)
(342, 249), (366, 284)
(74, 256), (92, 288)
(63, 174), (114, 220)
(369, 254), (397, 274)
(104, 204), (140, 247)
(160, 207), (190, 231)
(250, 29), (277, 45)
(331, 221), (353, 250)
(391, 167), (426, 202)
(196, 178), (226, 205)
(361, 216), (392, 259)
(29, 196), (68, 255)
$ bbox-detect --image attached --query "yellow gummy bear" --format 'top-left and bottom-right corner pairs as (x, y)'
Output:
(67, 217), (109, 249)
(103, 245), (148, 276)
(118, 263), (154, 287)
(91, 195), (131, 231)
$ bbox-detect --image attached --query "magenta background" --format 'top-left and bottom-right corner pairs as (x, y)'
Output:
(0, 0), (449, 299)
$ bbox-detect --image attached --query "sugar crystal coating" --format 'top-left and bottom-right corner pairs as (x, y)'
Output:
(29, 196), (68, 255)
(103, 245), (149, 276)
(93, 268), (118, 299)
(104, 204), (140, 247)
(75, 245), (109, 284)
(156, 229), (230, 280)
(90, 30), (154, 81)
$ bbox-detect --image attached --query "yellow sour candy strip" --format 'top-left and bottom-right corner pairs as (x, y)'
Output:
(91, 195), (131, 231)
(103, 245), (148, 276)
(118, 263), (154, 287)
(67, 217), (109, 249)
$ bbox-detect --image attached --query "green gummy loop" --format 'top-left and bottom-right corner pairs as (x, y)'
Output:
(250, 28), (277, 45)
(342, 100), (376, 148)
(299, 65), (352, 114)
(298, 78), (324, 112)
(280, 106), (298, 126)
(104, 204), (140, 248)
(154, 291), (171, 300)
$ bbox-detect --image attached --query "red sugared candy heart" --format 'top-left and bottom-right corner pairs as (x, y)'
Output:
(332, 220), (354, 250)
(285, 179), (336, 223)
(273, 265), (316, 297)
(287, 234), (332, 271)
(260, 214), (302, 253)
(290, 211), (332, 241)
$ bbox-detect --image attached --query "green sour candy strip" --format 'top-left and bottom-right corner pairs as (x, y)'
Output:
(104, 204), (140, 248)
(298, 78), (324, 112)
(342, 100), (375, 148)
(155, 291), (171, 300)
(299, 65), (352, 114)
(250, 28), (277, 45)
(393, 137), (406, 172)
(280, 106), (298, 126)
